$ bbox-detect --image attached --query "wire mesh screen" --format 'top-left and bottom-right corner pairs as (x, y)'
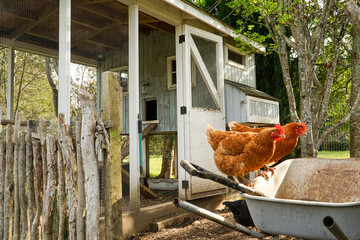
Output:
(319, 120), (350, 152)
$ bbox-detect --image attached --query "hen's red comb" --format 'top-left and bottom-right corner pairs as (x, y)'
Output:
(275, 124), (284, 134)
(301, 122), (307, 131)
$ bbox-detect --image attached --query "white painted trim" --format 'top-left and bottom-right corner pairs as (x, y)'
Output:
(188, 36), (221, 109)
(128, 4), (140, 212)
(6, 47), (14, 119)
(58, 0), (71, 124)
(167, 56), (177, 90)
(162, 0), (265, 52)
(225, 44), (247, 70)
(0, 37), (99, 67)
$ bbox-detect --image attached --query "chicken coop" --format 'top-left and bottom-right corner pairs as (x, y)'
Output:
(0, 0), (279, 208)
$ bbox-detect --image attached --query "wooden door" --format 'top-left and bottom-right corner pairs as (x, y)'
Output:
(177, 25), (226, 200)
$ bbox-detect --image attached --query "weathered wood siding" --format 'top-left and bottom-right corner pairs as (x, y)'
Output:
(224, 53), (256, 88)
(99, 30), (225, 133)
(225, 83), (279, 124)
(100, 30), (177, 133)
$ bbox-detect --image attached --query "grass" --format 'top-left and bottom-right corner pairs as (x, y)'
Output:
(123, 154), (174, 178)
(317, 150), (350, 158)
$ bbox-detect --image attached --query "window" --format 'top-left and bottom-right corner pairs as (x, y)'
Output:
(167, 56), (177, 90)
(144, 99), (157, 121)
(226, 45), (247, 69)
(167, 56), (196, 90)
(111, 66), (128, 95)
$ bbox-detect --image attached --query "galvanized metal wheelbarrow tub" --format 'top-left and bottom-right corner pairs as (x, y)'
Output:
(176, 158), (360, 239)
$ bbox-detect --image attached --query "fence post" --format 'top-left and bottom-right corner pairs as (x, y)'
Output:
(102, 71), (123, 240)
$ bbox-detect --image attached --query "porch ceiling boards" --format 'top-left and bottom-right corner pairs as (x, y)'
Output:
(0, 0), (175, 62)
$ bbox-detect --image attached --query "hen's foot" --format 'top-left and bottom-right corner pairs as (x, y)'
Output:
(258, 167), (276, 180)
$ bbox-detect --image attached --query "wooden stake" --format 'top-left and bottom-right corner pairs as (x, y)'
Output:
(26, 121), (35, 237)
(39, 117), (47, 197)
(0, 140), (6, 240)
(57, 141), (66, 240)
(3, 125), (14, 240)
(13, 113), (21, 240)
(18, 132), (28, 240)
(42, 135), (57, 240)
(58, 113), (77, 240)
(79, 89), (99, 240)
(30, 140), (42, 240)
(76, 121), (85, 240)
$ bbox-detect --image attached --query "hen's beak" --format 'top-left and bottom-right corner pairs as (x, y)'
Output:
(279, 134), (285, 138)
(303, 131), (307, 135)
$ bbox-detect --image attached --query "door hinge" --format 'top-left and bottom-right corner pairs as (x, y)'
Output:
(179, 35), (185, 44)
(180, 106), (187, 115)
(182, 180), (189, 189)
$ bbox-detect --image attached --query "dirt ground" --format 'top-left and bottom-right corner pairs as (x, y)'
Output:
(125, 209), (295, 240)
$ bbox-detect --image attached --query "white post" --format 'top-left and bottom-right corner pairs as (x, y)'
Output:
(6, 47), (14, 119)
(58, 0), (71, 124)
(128, 3), (140, 212)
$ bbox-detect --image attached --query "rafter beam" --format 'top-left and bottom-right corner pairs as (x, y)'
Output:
(10, 4), (59, 39)
(72, 23), (117, 48)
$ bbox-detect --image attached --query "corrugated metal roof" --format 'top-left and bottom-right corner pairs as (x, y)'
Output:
(225, 80), (280, 102)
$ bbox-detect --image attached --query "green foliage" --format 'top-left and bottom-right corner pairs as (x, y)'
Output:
(0, 48), (56, 121)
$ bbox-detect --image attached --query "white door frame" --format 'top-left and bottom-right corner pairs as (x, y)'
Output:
(177, 24), (226, 200)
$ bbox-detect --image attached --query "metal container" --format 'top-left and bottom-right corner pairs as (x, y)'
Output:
(243, 158), (360, 240)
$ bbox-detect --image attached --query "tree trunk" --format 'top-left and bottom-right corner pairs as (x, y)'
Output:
(18, 132), (28, 240)
(157, 134), (174, 178)
(42, 135), (57, 240)
(350, 28), (360, 157)
(0, 141), (6, 240)
(26, 121), (35, 236)
(58, 114), (78, 240)
(13, 113), (22, 240)
(56, 142), (66, 240)
(45, 57), (58, 117)
(79, 89), (99, 240)
(3, 125), (14, 240)
(344, 0), (360, 35)
(31, 140), (42, 240)
(76, 121), (85, 240)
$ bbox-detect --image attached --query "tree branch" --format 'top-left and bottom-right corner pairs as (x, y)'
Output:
(315, 93), (360, 150)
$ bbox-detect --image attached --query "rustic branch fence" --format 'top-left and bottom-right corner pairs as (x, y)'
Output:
(0, 90), (118, 240)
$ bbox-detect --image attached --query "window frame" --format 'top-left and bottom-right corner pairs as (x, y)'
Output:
(167, 55), (197, 90)
(225, 44), (247, 70)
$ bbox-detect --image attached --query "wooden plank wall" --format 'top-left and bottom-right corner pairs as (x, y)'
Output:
(100, 30), (176, 133)
(224, 53), (256, 88)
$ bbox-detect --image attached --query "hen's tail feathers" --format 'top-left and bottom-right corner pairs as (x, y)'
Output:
(228, 121), (237, 130)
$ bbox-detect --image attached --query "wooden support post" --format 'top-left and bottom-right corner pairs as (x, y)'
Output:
(102, 71), (123, 240)
(58, 0), (71, 124)
(128, 2), (140, 213)
(56, 142), (66, 240)
(6, 47), (14, 119)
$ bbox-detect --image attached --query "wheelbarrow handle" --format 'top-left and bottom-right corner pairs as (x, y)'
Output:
(180, 160), (269, 197)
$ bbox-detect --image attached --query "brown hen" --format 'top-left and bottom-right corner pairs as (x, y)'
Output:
(206, 125), (284, 183)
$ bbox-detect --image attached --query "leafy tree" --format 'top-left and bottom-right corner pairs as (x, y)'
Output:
(226, 0), (360, 157)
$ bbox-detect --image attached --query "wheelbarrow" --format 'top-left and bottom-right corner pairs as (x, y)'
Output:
(174, 158), (360, 239)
